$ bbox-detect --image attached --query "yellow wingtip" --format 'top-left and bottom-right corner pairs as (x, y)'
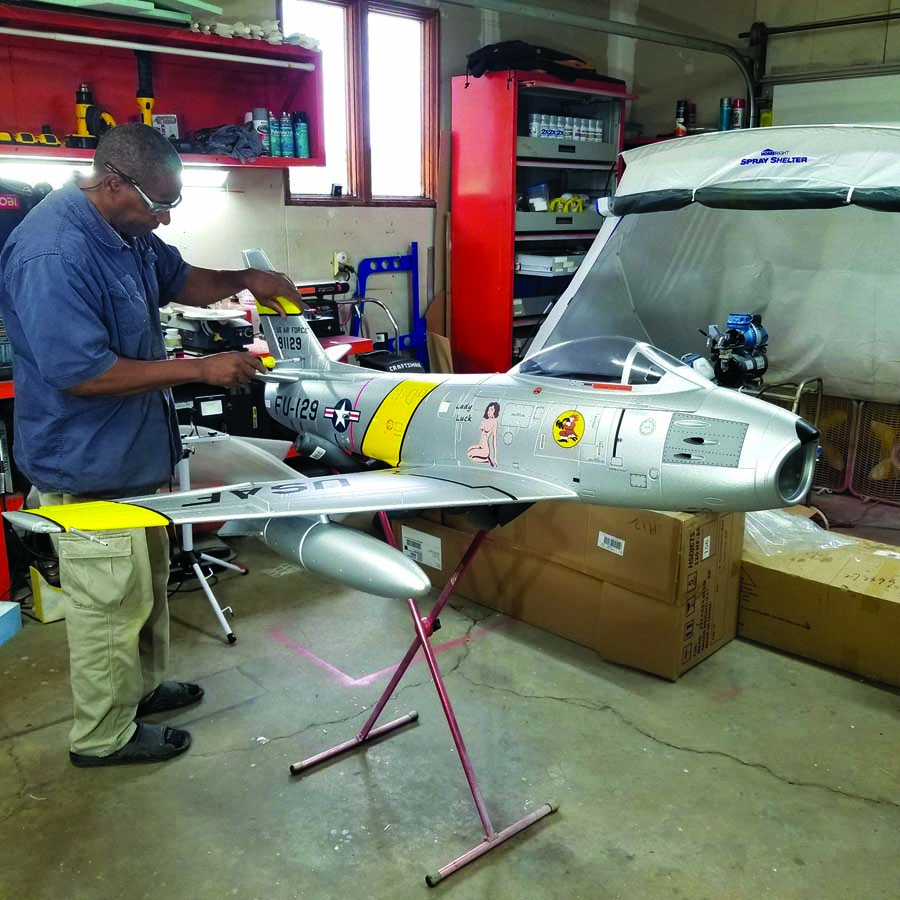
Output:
(33, 501), (170, 531)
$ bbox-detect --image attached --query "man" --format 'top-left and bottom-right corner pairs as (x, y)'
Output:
(0, 123), (306, 767)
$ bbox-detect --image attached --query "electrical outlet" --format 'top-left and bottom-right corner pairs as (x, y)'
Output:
(332, 249), (350, 277)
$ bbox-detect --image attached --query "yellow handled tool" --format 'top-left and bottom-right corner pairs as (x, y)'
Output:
(135, 50), (155, 127)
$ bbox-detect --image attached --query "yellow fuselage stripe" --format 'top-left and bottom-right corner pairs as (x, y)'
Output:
(362, 380), (443, 466)
(28, 501), (170, 531)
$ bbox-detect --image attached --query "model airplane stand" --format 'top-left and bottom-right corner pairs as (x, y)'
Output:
(174, 430), (248, 644)
(290, 512), (557, 886)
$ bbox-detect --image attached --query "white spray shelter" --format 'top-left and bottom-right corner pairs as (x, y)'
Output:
(530, 125), (900, 403)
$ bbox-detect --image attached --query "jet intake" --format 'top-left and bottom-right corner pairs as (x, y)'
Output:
(261, 515), (431, 600)
(776, 439), (818, 505)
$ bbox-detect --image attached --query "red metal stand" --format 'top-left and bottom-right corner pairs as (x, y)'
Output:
(290, 514), (557, 886)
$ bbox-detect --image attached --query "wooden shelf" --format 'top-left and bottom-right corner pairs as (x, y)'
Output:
(0, 3), (317, 64)
(0, 2), (325, 168)
(0, 143), (322, 168)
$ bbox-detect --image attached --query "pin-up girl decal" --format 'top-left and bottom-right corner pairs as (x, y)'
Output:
(467, 401), (500, 466)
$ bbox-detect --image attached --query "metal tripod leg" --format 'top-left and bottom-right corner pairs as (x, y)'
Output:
(174, 451), (247, 645)
(289, 523), (557, 885)
(177, 522), (246, 644)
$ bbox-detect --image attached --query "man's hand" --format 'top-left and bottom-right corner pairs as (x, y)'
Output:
(243, 269), (311, 318)
(197, 351), (267, 389)
(175, 267), (311, 316)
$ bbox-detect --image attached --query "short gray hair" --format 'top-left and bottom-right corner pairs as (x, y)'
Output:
(94, 124), (182, 182)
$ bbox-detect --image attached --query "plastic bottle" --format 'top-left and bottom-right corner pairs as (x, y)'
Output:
(164, 328), (182, 354)
(564, 116), (574, 139)
(528, 113), (540, 137)
(293, 111), (310, 158)
(280, 111), (294, 157)
(540, 114), (552, 138)
(268, 110), (282, 157)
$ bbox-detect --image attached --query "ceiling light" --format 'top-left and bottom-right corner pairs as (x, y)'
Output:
(181, 168), (230, 188)
(0, 162), (92, 189)
(0, 162), (229, 191)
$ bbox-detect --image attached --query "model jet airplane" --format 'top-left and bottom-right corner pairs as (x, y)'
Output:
(4, 302), (819, 601)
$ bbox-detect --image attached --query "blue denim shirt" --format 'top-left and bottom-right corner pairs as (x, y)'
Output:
(0, 182), (190, 497)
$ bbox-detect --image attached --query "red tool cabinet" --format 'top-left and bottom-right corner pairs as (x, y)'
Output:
(450, 71), (634, 374)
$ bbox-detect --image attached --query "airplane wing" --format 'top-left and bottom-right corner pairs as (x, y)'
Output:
(4, 466), (578, 533)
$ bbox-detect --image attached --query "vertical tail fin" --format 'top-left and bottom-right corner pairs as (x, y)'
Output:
(242, 247), (331, 372)
(257, 301), (332, 371)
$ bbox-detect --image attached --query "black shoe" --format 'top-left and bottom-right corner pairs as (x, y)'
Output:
(69, 723), (191, 767)
(136, 681), (204, 717)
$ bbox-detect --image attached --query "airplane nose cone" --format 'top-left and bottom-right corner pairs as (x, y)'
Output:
(796, 417), (819, 445)
(777, 420), (820, 504)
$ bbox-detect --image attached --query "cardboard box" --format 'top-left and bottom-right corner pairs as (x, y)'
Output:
(151, 113), (180, 140)
(0, 600), (21, 645)
(739, 540), (900, 687)
(30, 566), (66, 623)
(444, 503), (739, 605)
(398, 506), (742, 681)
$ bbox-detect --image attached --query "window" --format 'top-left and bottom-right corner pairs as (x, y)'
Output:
(280, 0), (438, 204)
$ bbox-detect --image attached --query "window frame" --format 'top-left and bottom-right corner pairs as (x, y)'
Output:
(279, 0), (439, 207)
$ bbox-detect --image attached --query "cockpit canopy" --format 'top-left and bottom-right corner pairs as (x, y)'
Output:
(517, 336), (687, 386)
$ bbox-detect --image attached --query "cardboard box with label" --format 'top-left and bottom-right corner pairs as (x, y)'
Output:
(739, 540), (900, 688)
(397, 503), (743, 681)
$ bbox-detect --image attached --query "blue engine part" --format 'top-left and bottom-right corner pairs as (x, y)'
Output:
(724, 313), (768, 353)
(703, 312), (769, 388)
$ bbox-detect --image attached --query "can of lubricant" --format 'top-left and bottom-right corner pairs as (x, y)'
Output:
(719, 97), (733, 131)
(675, 99), (688, 137)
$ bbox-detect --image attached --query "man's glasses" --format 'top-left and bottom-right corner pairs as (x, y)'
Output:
(105, 162), (182, 214)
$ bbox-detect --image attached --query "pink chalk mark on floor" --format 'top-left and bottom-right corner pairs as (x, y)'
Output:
(270, 617), (512, 688)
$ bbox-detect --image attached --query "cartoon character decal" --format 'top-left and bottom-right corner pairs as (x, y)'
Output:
(467, 401), (500, 467)
(553, 410), (584, 447)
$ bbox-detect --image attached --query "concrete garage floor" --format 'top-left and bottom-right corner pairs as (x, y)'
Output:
(1, 534), (899, 900)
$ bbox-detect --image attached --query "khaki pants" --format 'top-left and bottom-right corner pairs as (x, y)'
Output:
(40, 492), (171, 757)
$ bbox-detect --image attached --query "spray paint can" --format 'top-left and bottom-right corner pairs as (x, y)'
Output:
(719, 97), (733, 131)
(731, 98), (746, 129)
(250, 107), (270, 155)
(675, 99), (688, 137)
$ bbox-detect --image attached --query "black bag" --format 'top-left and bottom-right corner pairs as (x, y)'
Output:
(0, 179), (52, 254)
(465, 40), (626, 87)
